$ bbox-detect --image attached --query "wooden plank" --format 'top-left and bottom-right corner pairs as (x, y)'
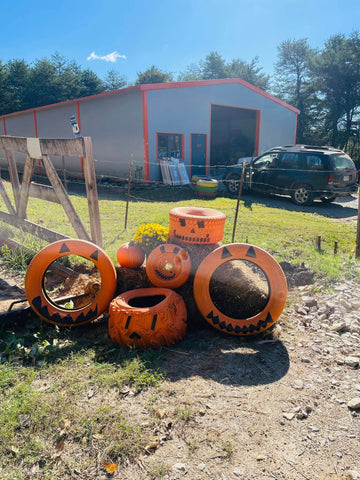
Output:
(5, 150), (21, 210)
(0, 210), (70, 243)
(0, 136), (28, 153)
(29, 182), (61, 203)
(39, 138), (85, 157)
(82, 136), (103, 247)
(41, 154), (91, 241)
(0, 136), (85, 157)
(17, 156), (36, 218)
(0, 178), (16, 215)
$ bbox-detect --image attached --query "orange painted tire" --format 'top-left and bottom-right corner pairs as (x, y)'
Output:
(146, 244), (191, 288)
(169, 206), (226, 244)
(108, 288), (187, 349)
(193, 243), (287, 335)
(25, 239), (117, 327)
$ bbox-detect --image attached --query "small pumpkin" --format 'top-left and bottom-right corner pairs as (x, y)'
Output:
(116, 242), (145, 269)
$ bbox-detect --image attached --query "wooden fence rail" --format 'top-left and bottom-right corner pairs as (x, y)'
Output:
(0, 135), (103, 247)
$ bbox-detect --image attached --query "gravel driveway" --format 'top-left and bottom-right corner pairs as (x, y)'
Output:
(230, 190), (359, 221)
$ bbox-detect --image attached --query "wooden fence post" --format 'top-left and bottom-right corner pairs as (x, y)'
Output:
(231, 161), (246, 243)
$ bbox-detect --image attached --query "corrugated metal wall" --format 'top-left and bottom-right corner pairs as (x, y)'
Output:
(147, 83), (297, 181)
(0, 82), (297, 182)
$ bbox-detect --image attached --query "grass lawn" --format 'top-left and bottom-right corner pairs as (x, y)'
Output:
(1, 181), (358, 280)
(0, 181), (359, 479)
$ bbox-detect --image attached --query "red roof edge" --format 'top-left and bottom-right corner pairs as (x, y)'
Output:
(0, 85), (141, 119)
(0, 78), (299, 119)
(140, 78), (300, 114)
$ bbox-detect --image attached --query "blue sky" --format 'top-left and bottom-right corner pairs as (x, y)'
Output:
(1, 0), (359, 84)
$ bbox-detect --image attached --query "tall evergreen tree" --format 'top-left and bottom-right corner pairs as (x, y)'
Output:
(201, 52), (226, 79)
(311, 32), (360, 149)
(80, 69), (104, 97)
(5, 59), (30, 113)
(225, 56), (269, 90)
(0, 61), (9, 115)
(135, 66), (173, 85)
(177, 62), (203, 82)
(177, 52), (269, 89)
(103, 70), (127, 91)
(273, 39), (316, 143)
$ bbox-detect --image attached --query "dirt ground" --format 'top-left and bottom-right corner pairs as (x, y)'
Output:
(0, 262), (359, 480)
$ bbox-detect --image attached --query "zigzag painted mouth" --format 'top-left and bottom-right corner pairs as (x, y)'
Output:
(155, 269), (176, 280)
(32, 295), (98, 325)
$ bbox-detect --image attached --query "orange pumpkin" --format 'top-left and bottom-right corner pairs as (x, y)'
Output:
(116, 242), (145, 268)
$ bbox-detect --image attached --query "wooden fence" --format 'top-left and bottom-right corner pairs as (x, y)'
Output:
(0, 135), (103, 247)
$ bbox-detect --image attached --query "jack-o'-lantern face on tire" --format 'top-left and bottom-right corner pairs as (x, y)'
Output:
(108, 288), (187, 349)
(146, 244), (191, 288)
(169, 207), (226, 245)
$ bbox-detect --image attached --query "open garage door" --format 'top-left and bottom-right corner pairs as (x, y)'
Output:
(210, 105), (259, 174)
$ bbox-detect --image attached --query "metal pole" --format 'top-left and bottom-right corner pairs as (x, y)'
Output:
(124, 154), (133, 231)
(231, 161), (246, 243)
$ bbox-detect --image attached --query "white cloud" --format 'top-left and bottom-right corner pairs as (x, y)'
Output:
(87, 51), (127, 62)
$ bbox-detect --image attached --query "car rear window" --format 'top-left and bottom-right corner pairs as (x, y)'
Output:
(331, 154), (356, 170)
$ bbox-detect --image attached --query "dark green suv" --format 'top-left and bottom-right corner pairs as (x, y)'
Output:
(223, 145), (358, 206)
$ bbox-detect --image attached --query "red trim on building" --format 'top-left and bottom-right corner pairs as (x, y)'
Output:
(190, 133), (208, 179)
(255, 111), (261, 156)
(294, 113), (298, 144)
(2, 117), (6, 135)
(156, 132), (185, 161)
(33, 110), (42, 173)
(76, 101), (81, 132)
(140, 79), (300, 114)
(0, 78), (299, 121)
(142, 90), (150, 182)
(208, 105), (212, 176)
(0, 85), (140, 119)
(33, 110), (38, 137)
(77, 101), (84, 177)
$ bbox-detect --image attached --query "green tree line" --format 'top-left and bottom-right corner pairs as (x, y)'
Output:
(1, 32), (359, 162)
(0, 52), (127, 115)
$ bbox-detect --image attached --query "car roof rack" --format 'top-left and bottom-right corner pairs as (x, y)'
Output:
(268, 144), (344, 153)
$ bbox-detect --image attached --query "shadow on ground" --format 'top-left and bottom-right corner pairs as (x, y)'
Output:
(161, 327), (290, 387)
(0, 312), (289, 388)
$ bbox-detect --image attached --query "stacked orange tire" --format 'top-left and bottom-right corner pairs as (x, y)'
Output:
(25, 239), (117, 327)
(193, 243), (287, 335)
(108, 288), (187, 349)
(169, 206), (226, 244)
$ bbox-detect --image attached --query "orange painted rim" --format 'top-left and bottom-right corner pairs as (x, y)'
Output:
(146, 244), (191, 288)
(193, 243), (287, 335)
(169, 206), (226, 244)
(25, 239), (117, 326)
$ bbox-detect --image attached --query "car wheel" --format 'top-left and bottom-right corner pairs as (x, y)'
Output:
(225, 173), (241, 194)
(320, 194), (337, 203)
(291, 185), (314, 206)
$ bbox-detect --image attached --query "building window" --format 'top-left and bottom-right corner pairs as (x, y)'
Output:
(157, 133), (184, 160)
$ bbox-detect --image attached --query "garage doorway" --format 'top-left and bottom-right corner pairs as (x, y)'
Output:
(210, 105), (259, 175)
